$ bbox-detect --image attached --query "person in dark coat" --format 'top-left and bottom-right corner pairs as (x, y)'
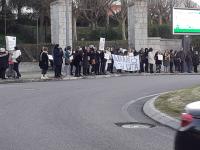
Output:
(192, 51), (199, 73)
(0, 48), (9, 79)
(100, 51), (106, 75)
(73, 50), (82, 77)
(169, 49), (175, 73)
(39, 47), (49, 79)
(95, 50), (100, 75)
(176, 49), (185, 73)
(82, 47), (89, 76)
(53, 44), (63, 78)
(144, 48), (149, 73)
(185, 50), (193, 73)
(139, 48), (146, 73)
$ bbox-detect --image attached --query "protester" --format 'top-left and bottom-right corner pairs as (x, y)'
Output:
(74, 49), (82, 77)
(185, 50), (193, 73)
(53, 44), (63, 78)
(155, 51), (162, 73)
(12, 46), (22, 78)
(169, 49), (175, 73)
(139, 48), (146, 73)
(0, 48), (9, 79)
(148, 48), (155, 73)
(192, 51), (199, 73)
(144, 48), (149, 73)
(100, 50), (106, 75)
(82, 47), (89, 76)
(64, 46), (72, 76)
(39, 47), (49, 79)
(163, 50), (170, 73)
(177, 49), (186, 73)
(174, 50), (179, 72)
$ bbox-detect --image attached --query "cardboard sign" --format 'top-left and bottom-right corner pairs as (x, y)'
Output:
(99, 38), (105, 51)
(6, 36), (16, 51)
(158, 54), (163, 61)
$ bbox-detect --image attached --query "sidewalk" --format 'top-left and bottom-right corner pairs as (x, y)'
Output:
(1, 62), (200, 84)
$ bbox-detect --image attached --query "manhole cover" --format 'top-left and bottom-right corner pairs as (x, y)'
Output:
(115, 122), (155, 129)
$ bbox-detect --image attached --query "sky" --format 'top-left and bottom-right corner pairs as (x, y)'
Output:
(192, 0), (200, 5)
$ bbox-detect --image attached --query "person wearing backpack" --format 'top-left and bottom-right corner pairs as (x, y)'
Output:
(12, 46), (22, 78)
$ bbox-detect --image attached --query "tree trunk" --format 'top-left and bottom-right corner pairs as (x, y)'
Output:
(121, 19), (126, 40)
(73, 16), (77, 42)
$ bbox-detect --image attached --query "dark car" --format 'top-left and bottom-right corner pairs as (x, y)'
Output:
(175, 101), (200, 150)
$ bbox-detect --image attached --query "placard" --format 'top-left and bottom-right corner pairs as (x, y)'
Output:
(6, 36), (16, 51)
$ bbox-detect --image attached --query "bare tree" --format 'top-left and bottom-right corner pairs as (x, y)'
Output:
(107, 0), (129, 40)
(80, 0), (112, 30)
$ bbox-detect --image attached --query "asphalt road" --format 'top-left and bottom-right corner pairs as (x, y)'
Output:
(0, 75), (200, 150)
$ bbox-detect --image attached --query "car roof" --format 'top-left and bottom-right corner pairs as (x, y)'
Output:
(185, 101), (200, 116)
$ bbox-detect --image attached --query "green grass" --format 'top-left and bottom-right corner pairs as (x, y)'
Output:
(155, 86), (200, 119)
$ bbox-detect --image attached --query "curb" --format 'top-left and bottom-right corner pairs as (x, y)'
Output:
(0, 72), (200, 84)
(143, 95), (180, 130)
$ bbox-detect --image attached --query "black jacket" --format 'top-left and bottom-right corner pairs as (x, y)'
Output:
(0, 52), (9, 69)
(53, 48), (63, 66)
(39, 52), (49, 70)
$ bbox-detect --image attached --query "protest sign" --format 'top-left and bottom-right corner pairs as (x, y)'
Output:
(99, 38), (105, 50)
(112, 55), (140, 71)
(6, 36), (16, 51)
(158, 54), (163, 61)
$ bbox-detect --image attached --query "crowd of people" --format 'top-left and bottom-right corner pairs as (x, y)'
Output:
(39, 44), (200, 79)
(0, 47), (22, 80)
(0, 44), (199, 80)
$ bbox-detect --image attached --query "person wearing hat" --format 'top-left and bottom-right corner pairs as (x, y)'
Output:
(0, 48), (9, 79)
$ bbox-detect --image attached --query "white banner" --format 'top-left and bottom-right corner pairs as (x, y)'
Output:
(112, 54), (140, 71)
(158, 54), (163, 61)
(6, 36), (16, 51)
(99, 38), (105, 50)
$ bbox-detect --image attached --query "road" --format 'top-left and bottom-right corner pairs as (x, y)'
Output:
(0, 75), (200, 150)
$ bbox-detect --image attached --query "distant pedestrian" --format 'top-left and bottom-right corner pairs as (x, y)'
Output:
(163, 50), (170, 73)
(148, 48), (155, 73)
(155, 51), (162, 73)
(0, 48), (9, 79)
(185, 50), (193, 73)
(144, 48), (149, 73)
(39, 47), (49, 79)
(169, 49), (175, 73)
(64, 46), (72, 76)
(12, 46), (22, 78)
(53, 44), (63, 78)
(192, 51), (199, 73)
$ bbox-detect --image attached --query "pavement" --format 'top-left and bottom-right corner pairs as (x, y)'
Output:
(0, 75), (200, 150)
(1, 62), (200, 84)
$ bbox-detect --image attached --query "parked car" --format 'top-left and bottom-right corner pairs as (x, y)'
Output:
(175, 101), (200, 150)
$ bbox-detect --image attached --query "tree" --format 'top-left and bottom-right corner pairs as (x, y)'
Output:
(107, 0), (129, 40)
(80, 0), (112, 30)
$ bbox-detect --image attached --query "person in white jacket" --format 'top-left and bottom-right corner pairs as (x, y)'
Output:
(148, 48), (155, 73)
(12, 46), (22, 78)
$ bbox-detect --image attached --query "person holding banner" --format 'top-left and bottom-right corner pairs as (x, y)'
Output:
(12, 46), (22, 78)
(0, 48), (9, 79)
